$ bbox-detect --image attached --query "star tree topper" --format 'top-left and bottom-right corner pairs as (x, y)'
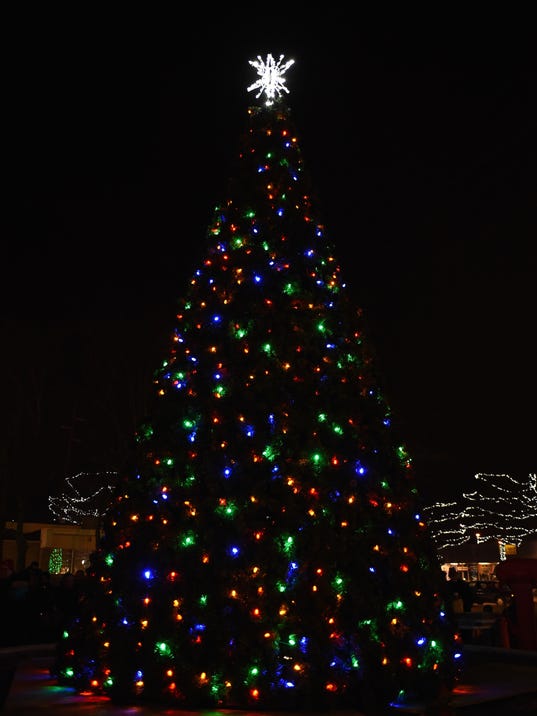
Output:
(247, 53), (295, 106)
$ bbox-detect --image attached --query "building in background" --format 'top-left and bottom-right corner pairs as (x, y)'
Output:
(1, 521), (97, 575)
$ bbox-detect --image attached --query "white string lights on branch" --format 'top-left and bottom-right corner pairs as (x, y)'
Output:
(423, 472), (537, 558)
(463, 472), (537, 544)
(49, 471), (118, 524)
(421, 501), (469, 548)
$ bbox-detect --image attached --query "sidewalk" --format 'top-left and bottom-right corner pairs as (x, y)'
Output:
(1, 643), (537, 714)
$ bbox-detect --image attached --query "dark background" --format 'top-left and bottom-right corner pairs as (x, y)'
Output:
(2, 9), (536, 517)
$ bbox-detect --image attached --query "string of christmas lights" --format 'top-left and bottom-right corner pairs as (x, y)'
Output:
(423, 472), (537, 556)
(48, 471), (118, 524)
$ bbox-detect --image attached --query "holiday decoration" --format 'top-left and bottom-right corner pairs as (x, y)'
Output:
(247, 53), (295, 106)
(48, 547), (63, 575)
(424, 472), (537, 558)
(52, 54), (459, 713)
(49, 471), (118, 525)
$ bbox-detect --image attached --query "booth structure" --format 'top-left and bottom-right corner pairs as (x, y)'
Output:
(496, 557), (537, 651)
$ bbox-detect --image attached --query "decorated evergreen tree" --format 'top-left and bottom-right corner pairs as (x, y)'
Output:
(53, 54), (458, 713)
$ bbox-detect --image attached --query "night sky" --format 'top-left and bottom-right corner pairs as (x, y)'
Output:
(3, 11), (536, 518)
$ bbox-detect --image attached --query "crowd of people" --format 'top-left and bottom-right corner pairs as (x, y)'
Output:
(0, 560), (88, 647)
(443, 572), (524, 648)
(446, 574), (513, 613)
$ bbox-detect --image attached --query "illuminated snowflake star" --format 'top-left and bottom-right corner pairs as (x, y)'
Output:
(247, 53), (295, 106)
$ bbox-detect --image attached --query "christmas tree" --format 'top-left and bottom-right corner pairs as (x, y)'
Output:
(53, 54), (459, 713)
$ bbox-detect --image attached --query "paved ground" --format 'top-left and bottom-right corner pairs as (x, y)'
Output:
(1, 643), (537, 714)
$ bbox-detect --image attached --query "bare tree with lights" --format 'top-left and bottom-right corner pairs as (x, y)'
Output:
(423, 472), (537, 559)
(49, 470), (118, 524)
